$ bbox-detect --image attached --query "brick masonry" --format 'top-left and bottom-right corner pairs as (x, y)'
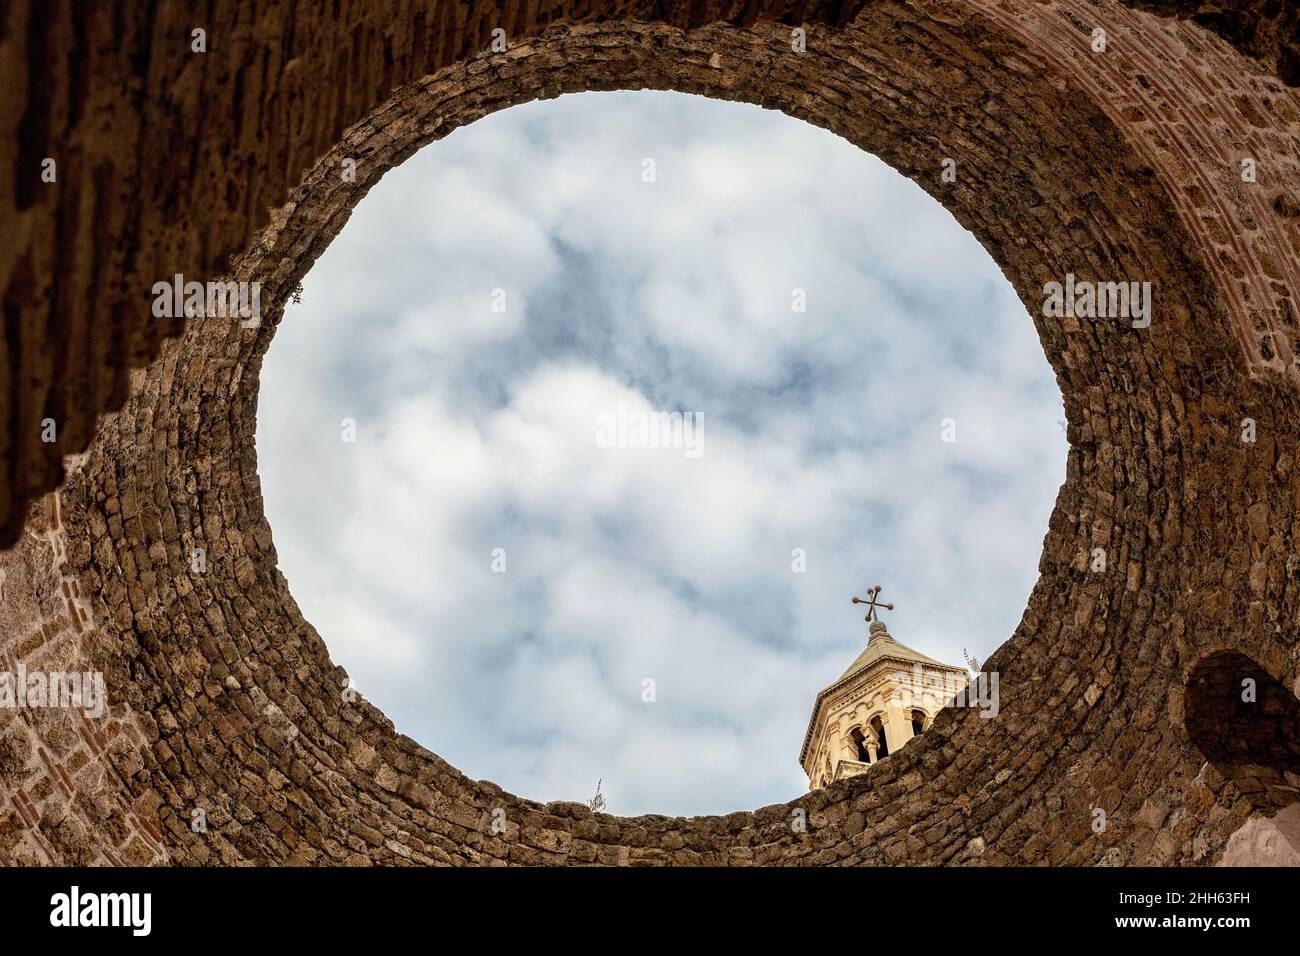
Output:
(0, 477), (165, 865)
(0, 0), (1299, 864)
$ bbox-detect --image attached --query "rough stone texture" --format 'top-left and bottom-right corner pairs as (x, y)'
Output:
(0, 475), (165, 865)
(1218, 803), (1300, 866)
(1125, 1), (1300, 87)
(1, 0), (1298, 547)
(2, 0), (1300, 865)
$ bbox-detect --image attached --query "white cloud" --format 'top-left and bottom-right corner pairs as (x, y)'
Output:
(257, 90), (1067, 816)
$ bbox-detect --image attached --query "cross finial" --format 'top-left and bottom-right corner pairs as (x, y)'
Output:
(851, 585), (894, 623)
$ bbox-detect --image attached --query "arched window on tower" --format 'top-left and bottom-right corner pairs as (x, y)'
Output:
(911, 709), (926, 737)
(850, 727), (869, 762)
(870, 715), (889, 759)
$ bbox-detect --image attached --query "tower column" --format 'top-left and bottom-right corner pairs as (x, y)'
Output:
(884, 704), (913, 750)
(825, 722), (846, 779)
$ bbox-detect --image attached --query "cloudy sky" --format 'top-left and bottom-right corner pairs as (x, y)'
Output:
(257, 91), (1067, 817)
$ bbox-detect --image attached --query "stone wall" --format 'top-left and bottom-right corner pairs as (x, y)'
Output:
(2, 0), (1298, 547)
(0, 476), (165, 865)
(1, 0), (1299, 865)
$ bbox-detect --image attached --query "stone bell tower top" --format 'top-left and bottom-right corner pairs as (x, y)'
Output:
(800, 587), (969, 789)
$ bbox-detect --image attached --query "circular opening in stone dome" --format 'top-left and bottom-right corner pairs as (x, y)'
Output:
(256, 90), (1067, 817)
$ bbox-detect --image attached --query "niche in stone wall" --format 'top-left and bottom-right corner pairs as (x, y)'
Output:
(1185, 650), (1300, 812)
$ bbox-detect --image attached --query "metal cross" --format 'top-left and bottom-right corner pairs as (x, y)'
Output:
(851, 585), (894, 623)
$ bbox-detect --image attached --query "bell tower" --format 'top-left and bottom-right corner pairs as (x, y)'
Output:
(800, 587), (970, 789)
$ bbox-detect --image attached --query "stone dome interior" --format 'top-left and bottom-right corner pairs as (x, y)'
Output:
(1, 0), (1299, 866)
